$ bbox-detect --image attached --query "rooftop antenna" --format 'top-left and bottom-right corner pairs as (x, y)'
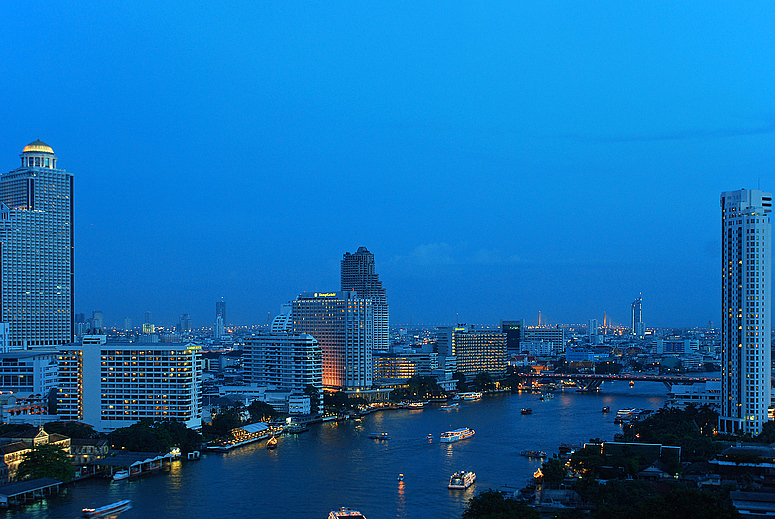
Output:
(538, 311), (542, 327)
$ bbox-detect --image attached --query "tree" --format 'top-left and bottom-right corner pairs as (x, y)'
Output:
(110, 419), (203, 452)
(304, 384), (320, 414)
(540, 457), (567, 484)
(44, 421), (101, 439)
(462, 489), (539, 519)
(453, 372), (468, 392)
(16, 444), (74, 482)
(473, 372), (495, 391)
(248, 400), (278, 422)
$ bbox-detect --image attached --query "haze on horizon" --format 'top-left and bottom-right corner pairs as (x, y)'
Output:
(1, 2), (773, 330)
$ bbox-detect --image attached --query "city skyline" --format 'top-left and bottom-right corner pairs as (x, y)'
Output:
(2, 3), (772, 328)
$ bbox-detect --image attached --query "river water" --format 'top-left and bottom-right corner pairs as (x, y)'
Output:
(5, 381), (669, 519)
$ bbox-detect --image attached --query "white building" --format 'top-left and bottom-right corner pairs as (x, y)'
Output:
(0, 349), (59, 397)
(719, 189), (771, 435)
(341, 247), (389, 354)
(668, 381), (722, 411)
(57, 335), (203, 432)
(0, 141), (74, 350)
(242, 332), (322, 407)
(522, 327), (566, 354)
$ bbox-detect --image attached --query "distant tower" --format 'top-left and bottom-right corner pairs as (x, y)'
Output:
(719, 189), (771, 435)
(144, 311), (152, 324)
(216, 300), (226, 324)
(588, 319), (598, 341)
(92, 311), (104, 331)
(341, 247), (389, 353)
(178, 313), (191, 333)
(0, 140), (74, 350)
(631, 297), (644, 338)
(123, 317), (133, 332)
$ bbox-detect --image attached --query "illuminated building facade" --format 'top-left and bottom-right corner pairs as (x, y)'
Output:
(58, 335), (203, 432)
(341, 247), (389, 353)
(0, 140), (74, 350)
(373, 352), (436, 385)
(720, 189), (771, 435)
(452, 330), (507, 377)
(292, 291), (372, 390)
(521, 327), (566, 355)
(501, 320), (525, 355)
(631, 297), (644, 338)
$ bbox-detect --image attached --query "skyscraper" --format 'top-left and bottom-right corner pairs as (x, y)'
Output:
(0, 141), (74, 350)
(631, 297), (644, 338)
(216, 300), (226, 323)
(341, 247), (389, 353)
(720, 189), (771, 435)
(292, 291), (372, 390)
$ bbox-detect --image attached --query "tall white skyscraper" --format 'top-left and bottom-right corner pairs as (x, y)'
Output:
(341, 247), (389, 353)
(720, 189), (771, 435)
(0, 141), (74, 350)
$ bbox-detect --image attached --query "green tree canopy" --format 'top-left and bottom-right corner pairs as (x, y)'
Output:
(16, 444), (74, 482)
(462, 489), (539, 519)
(44, 421), (101, 439)
(248, 400), (278, 422)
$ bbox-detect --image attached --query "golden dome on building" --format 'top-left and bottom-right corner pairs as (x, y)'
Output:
(22, 139), (54, 154)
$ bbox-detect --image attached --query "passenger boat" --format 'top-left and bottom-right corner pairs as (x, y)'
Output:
(328, 507), (367, 519)
(407, 401), (425, 408)
(440, 427), (475, 443)
(368, 432), (390, 440)
(284, 422), (309, 434)
(112, 469), (129, 481)
(82, 500), (132, 518)
(266, 435), (278, 449)
(440, 403), (459, 409)
(458, 392), (483, 401)
(602, 406), (610, 413)
(521, 408), (533, 415)
(448, 470), (476, 489)
(520, 450), (547, 458)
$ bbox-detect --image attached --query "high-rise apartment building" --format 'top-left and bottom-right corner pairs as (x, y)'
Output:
(0, 141), (74, 350)
(216, 300), (226, 323)
(58, 335), (203, 432)
(178, 313), (191, 333)
(292, 291), (372, 390)
(501, 320), (525, 355)
(341, 247), (389, 353)
(243, 333), (322, 394)
(720, 189), (771, 435)
(631, 297), (644, 337)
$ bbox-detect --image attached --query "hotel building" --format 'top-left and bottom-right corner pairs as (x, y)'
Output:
(0, 140), (74, 350)
(292, 291), (372, 390)
(452, 330), (507, 378)
(58, 335), (203, 432)
(720, 189), (771, 435)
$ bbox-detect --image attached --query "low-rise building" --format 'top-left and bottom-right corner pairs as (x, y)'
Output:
(0, 426), (70, 483)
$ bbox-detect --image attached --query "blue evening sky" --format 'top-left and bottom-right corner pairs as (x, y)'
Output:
(1, 2), (773, 329)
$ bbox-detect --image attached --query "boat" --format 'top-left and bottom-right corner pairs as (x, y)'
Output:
(266, 435), (278, 449)
(440, 427), (475, 443)
(521, 408), (533, 415)
(427, 433), (433, 440)
(448, 470), (476, 489)
(284, 422), (309, 434)
(407, 401), (425, 408)
(458, 392), (483, 401)
(614, 408), (635, 424)
(397, 473), (404, 481)
(520, 450), (547, 458)
(328, 507), (367, 519)
(112, 469), (130, 481)
(602, 406), (610, 413)
(368, 432), (390, 440)
(441, 403), (459, 409)
(82, 500), (132, 518)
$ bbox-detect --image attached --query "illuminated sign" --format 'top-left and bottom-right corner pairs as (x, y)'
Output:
(187, 345), (201, 350)
(314, 292), (337, 298)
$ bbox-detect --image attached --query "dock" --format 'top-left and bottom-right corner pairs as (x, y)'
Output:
(0, 477), (62, 507)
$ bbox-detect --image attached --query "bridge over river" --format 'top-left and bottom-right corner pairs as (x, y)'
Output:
(516, 372), (720, 391)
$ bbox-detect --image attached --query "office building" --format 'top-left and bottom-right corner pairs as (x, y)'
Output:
(57, 335), (203, 432)
(242, 332), (322, 405)
(216, 300), (226, 324)
(522, 327), (566, 355)
(720, 189), (771, 435)
(178, 314), (191, 333)
(0, 349), (59, 397)
(0, 141), (74, 350)
(631, 297), (644, 338)
(501, 320), (525, 355)
(292, 291), (372, 390)
(452, 330), (507, 377)
(341, 247), (389, 353)
(123, 317), (132, 332)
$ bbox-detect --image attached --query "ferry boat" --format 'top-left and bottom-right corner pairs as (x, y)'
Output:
(112, 469), (129, 481)
(328, 507), (366, 519)
(407, 401), (425, 408)
(458, 392), (483, 401)
(440, 403), (459, 409)
(440, 427), (475, 443)
(602, 406), (610, 413)
(520, 450), (547, 458)
(368, 432), (390, 440)
(266, 435), (278, 449)
(448, 470), (476, 489)
(521, 408), (533, 415)
(284, 422), (309, 434)
(614, 408), (635, 424)
(82, 500), (132, 518)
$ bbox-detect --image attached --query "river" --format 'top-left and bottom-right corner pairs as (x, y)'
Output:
(5, 380), (670, 519)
